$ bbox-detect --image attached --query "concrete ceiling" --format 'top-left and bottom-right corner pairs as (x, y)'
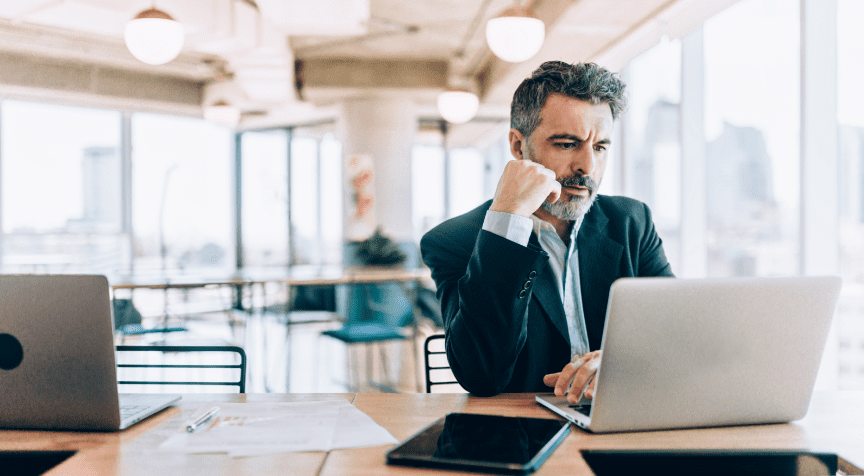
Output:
(0, 0), (739, 147)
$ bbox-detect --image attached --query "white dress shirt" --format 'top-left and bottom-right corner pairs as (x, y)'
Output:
(481, 210), (590, 358)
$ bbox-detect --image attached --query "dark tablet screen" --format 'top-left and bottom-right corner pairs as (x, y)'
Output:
(386, 413), (570, 475)
(581, 450), (839, 476)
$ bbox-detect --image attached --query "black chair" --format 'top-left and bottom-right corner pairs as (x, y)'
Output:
(423, 334), (464, 393)
(115, 345), (247, 393)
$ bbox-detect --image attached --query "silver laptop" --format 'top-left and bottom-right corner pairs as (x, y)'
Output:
(537, 276), (841, 433)
(0, 274), (180, 431)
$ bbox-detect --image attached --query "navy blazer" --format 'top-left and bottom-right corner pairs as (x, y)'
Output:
(420, 196), (674, 396)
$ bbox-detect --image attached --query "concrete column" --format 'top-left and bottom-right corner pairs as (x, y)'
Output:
(337, 97), (418, 389)
(339, 96), (416, 244)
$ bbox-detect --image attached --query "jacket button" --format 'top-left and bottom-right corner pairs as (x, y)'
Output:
(523, 280), (531, 289)
(528, 271), (537, 278)
(518, 290), (527, 299)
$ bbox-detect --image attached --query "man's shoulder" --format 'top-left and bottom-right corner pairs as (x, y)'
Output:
(591, 194), (650, 220)
(422, 199), (492, 243)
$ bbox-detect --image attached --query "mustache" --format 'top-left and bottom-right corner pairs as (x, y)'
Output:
(559, 174), (597, 192)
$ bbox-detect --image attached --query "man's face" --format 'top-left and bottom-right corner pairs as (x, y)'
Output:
(516, 93), (614, 220)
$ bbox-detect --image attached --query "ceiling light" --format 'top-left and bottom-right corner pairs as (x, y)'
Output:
(485, 5), (545, 63)
(437, 90), (479, 124)
(124, 8), (185, 66)
(204, 100), (241, 127)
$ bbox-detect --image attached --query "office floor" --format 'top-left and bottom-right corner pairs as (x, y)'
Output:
(116, 305), (439, 394)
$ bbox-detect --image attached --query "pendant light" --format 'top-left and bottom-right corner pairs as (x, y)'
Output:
(437, 89), (479, 124)
(124, 7), (185, 65)
(485, 5), (545, 63)
(204, 100), (241, 127)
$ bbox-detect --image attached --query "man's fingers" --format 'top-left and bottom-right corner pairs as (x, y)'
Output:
(584, 377), (597, 399)
(489, 159), (562, 217)
(567, 353), (602, 403)
(553, 363), (578, 397)
(543, 373), (560, 387)
(546, 181), (562, 204)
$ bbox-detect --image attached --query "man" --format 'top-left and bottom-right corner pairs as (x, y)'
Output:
(420, 61), (673, 401)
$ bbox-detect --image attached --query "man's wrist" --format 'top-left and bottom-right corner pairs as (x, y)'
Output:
(482, 210), (532, 246)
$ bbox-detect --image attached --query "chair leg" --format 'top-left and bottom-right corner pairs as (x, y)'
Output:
(365, 343), (374, 392)
(379, 343), (392, 389)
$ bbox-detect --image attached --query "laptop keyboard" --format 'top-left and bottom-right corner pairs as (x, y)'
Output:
(118, 394), (177, 421)
(568, 404), (592, 416)
(119, 404), (153, 420)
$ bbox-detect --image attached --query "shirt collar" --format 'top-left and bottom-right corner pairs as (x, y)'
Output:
(529, 213), (584, 246)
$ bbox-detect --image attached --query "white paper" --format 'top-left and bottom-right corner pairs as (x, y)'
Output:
(159, 400), (397, 458)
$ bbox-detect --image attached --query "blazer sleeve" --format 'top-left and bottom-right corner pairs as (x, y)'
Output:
(421, 227), (549, 396)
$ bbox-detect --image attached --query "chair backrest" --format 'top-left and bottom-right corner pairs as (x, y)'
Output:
(423, 334), (465, 393)
(116, 345), (247, 393)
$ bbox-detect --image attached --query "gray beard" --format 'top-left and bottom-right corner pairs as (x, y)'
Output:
(525, 140), (599, 220)
(541, 190), (597, 220)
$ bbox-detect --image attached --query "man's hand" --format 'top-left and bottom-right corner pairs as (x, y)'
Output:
(489, 159), (561, 218)
(542, 350), (602, 403)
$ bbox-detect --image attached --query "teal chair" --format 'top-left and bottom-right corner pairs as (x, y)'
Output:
(322, 279), (417, 392)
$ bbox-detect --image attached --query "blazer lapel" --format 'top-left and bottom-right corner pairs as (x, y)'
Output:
(528, 232), (571, 347)
(577, 205), (623, 346)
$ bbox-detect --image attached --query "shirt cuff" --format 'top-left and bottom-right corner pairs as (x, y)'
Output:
(482, 210), (532, 247)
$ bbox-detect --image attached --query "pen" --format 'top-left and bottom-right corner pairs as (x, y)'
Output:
(186, 406), (219, 433)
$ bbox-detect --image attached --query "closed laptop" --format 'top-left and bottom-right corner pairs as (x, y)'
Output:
(0, 275), (178, 431)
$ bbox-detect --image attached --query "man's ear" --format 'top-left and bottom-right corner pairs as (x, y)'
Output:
(508, 129), (526, 160)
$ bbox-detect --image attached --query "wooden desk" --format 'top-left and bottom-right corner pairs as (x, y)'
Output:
(4, 391), (863, 476)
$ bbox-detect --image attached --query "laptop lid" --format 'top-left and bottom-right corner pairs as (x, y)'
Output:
(538, 276), (841, 433)
(0, 275), (176, 431)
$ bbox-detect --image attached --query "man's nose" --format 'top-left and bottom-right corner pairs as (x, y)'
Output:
(570, 146), (595, 176)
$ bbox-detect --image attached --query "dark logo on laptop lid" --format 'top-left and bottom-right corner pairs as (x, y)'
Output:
(0, 333), (23, 370)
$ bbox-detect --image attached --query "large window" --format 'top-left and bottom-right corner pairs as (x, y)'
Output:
(131, 114), (233, 273)
(0, 100), (126, 274)
(837, 0), (864, 389)
(703, 0), (800, 277)
(241, 130), (289, 268)
(412, 140), (446, 240)
(622, 38), (683, 273)
(411, 124), (504, 241)
(448, 148), (486, 219)
(289, 128), (342, 265)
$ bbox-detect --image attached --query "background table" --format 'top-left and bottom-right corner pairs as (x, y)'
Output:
(3, 391), (863, 476)
(109, 266), (432, 312)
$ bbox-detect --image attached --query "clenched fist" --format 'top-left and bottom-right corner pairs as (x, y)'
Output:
(489, 159), (561, 218)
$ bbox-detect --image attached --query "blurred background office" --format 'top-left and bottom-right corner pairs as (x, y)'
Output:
(0, 0), (861, 392)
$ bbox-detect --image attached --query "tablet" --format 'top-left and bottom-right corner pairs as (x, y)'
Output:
(580, 450), (839, 476)
(386, 413), (570, 475)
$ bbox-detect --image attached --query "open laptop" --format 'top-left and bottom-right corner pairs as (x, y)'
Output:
(537, 276), (842, 433)
(0, 274), (180, 431)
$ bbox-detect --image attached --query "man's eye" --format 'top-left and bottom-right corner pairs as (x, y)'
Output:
(557, 142), (576, 149)
(594, 144), (607, 152)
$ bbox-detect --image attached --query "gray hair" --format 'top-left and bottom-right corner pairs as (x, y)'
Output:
(510, 61), (628, 138)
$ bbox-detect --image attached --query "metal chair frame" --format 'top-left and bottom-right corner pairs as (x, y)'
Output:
(115, 345), (247, 393)
(423, 334), (461, 393)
